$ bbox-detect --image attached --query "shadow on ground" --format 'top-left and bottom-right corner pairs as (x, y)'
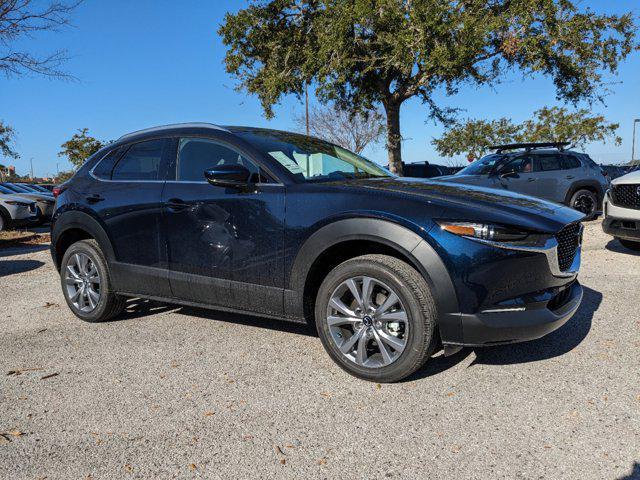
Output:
(408, 285), (601, 380)
(0, 243), (49, 258)
(0, 259), (45, 277)
(114, 298), (317, 337)
(606, 239), (640, 256)
(109, 285), (601, 379)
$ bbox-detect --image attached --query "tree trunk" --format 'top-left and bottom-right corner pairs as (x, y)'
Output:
(384, 101), (403, 176)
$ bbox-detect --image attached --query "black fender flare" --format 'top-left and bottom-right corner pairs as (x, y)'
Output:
(51, 210), (115, 268)
(564, 180), (604, 205)
(286, 218), (461, 342)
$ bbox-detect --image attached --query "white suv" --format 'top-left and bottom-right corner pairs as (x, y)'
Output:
(603, 168), (640, 251)
(0, 194), (38, 231)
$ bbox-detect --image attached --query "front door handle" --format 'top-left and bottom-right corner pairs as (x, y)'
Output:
(566, 175), (575, 180)
(166, 198), (189, 211)
(527, 178), (536, 182)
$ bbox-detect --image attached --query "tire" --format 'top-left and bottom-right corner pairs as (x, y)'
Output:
(569, 189), (598, 219)
(0, 213), (6, 232)
(60, 239), (126, 322)
(34, 206), (45, 226)
(618, 238), (640, 251)
(315, 254), (437, 383)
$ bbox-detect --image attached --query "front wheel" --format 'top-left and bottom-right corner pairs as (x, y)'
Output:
(60, 239), (126, 322)
(570, 189), (598, 219)
(618, 238), (640, 251)
(315, 254), (437, 383)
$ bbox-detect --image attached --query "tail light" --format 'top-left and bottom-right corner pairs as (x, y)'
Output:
(52, 186), (64, 198)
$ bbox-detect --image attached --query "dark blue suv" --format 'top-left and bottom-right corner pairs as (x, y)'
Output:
(51, 124), (584, 382)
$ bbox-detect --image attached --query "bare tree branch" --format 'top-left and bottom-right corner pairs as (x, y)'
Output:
(294, 103), (386, 154)
(0, 0), (82, 79)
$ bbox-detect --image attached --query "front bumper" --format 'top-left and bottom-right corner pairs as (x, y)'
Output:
(603, 193), (640, 241)
(448, 280), (583, 346)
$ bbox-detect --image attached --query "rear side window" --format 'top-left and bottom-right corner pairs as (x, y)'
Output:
(177, 137), (268, 183)
(112, 139), (165, 181)
(538, 155), (562, 171)
(92, 148), (124, 179)
(561, 155), (581, 169)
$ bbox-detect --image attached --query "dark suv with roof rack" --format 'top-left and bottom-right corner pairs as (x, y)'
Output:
(437, 142), (609, 219)
(51, 124), (584, 382)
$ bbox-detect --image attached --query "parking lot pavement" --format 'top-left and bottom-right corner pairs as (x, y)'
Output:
(0, 219), (638, 479)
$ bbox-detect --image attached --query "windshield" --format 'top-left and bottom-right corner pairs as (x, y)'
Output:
(457, 154), (507, 176)
(236, 130), (392, 182)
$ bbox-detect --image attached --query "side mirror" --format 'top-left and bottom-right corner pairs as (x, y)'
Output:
(204, 165), (251, 188)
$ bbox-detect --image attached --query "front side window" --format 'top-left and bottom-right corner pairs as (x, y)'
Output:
(177, 138), (265, 182)
(235, 130), (391, 182)
(111, 139), (165, 181)
(498, 156), (534, 174)
(458, 154), (507, 176)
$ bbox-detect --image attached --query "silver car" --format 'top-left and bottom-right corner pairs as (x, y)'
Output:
(436, 142), (609, 219)
(0, 194), (38, 231)
(0, 183), (55, 224)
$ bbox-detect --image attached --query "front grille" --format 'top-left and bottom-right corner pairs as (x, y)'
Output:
(556, 223), (582, 271)
(611, 184), (640, 209)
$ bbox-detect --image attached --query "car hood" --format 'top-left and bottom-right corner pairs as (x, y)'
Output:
(612, 170), (640, 185)
(0, 193), (36, 204)
(329, 177), (583, 233)
(4, 192), (53, 202)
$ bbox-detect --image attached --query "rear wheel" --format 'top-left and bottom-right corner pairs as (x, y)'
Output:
(570, 189), (598, 219)
(618, 238), (640, 251)
(315, 254), (437, 383)
(60, 239), (126, 322)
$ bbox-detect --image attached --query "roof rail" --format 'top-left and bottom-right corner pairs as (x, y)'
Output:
(489, 141), (571, 153)
(118, 123), (229, 141)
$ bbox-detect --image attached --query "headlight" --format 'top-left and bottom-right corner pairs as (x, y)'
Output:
(5, 200), (30, 206)
(436, 221), (530, 242)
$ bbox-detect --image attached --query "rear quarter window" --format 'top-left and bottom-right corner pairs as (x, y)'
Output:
(92, 148), (125, 179)
(111, 139), (166, 181)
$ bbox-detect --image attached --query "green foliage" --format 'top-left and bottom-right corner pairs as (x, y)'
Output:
(58, 128), (105, 169)
(0, 121), (20, 160)
(219, 0), (637, 174)
(433, 107), (622, 159)
(55, 170), (75, 183)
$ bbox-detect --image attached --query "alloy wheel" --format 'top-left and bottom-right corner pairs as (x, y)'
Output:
(64, 253), (101, 312)
(573, 193), (595, 216)
(326, 276), (409, 368)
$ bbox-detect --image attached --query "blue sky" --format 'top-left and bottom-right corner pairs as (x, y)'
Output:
(2, 0), (639, 177)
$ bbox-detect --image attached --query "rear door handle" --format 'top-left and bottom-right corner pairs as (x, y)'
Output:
(86, 194), (104, 203)
(566, 175), (575, 179)
(166, 198), (189, 211)
(527, 178), (536, 182)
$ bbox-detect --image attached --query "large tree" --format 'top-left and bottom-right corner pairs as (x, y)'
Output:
(58, 128), (104, 169)
(433, 106), (622, 160)
(219, 0), (636, 175)
(293, 103), (385, 153)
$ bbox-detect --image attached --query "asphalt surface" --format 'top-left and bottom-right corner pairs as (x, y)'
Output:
(0, 219), (638, 479)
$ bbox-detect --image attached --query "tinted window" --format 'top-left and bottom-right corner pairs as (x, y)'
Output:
(112, 140), (165, 181)
(499, 156), (534, 174)
(561, 155), (581, 169)
(177, 138), (265, 182)
(92, 148), (125, 179)
(538, 155), (562, 171)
